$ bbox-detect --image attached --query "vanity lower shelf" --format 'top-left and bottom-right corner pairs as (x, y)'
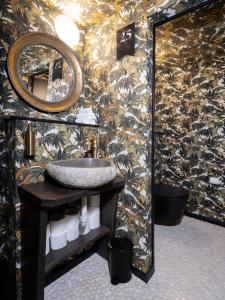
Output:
(45, 226), (110, 273)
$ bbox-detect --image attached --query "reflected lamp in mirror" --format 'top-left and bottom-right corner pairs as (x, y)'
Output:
(7, 32), (82, 112)
(54, 15), (80, 48)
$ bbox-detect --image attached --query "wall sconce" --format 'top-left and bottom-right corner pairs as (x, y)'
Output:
(54, 15), (80, 48)
(24, 122), (36, 158)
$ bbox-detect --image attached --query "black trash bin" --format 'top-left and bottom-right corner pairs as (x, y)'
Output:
(108, 238), (133, 285)
(153, 184), (189, 226)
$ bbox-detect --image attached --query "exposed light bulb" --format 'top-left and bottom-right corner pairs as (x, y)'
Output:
(54, 15), (80, 47)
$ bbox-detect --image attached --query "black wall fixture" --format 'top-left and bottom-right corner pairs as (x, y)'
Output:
(117, 23), (135, 61)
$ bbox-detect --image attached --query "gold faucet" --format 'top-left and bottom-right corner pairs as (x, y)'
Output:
(84, 136), (98, 158)
(91, 136), (98, 158)
(84, 136), (110, 159)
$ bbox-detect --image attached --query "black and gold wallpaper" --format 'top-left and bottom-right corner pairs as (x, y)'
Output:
(0, 119), (17, 298)
(0, 0), (92, 297)
(0, 0), (224, 298)
(155, 0), (225, 224)
(84, 0), (221, 273)
(0, 120), (15, 290)
(0, 0), (85, 120)
(85, 14), (153, 273)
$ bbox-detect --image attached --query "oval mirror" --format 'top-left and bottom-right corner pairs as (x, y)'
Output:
(7, 32), (82, 112)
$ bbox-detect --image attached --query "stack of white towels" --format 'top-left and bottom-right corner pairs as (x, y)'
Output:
(45, 194), (101, 254)
(88, 194), (101, 230)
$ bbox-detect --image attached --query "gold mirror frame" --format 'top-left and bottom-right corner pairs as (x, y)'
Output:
(7, 32), (83, 113)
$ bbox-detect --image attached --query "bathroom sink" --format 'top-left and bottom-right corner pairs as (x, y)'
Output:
(47, 158), (117, 189)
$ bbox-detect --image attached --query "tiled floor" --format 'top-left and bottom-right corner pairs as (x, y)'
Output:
(45, 216), (225, 300)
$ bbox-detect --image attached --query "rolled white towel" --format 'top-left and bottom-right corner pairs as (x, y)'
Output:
(50, 216), (66, 236)
(65, 212), (80, 242)
(50, 232), (67, 250)
(45, 224), (50, 255)
(79, 215), (90, 235)
(89, 194), (100, 207)
(88, 207), (100, 229)
(50, 215), (67, 250)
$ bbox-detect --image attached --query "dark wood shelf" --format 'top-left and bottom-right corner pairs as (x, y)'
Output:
(45, 226), (110, 273)
(19, 176), (125, 208)
(0, 114), (99, 128)
(19, 182), (89, 208)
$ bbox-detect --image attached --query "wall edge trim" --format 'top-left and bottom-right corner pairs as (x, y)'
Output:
(132, 265), (155, 283)
(0, 115), (99, 128)
(184, 212), (225, 228)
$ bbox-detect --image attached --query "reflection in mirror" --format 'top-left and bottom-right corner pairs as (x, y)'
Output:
(18, 45), (73, 103)
(8, 32), (83, 112)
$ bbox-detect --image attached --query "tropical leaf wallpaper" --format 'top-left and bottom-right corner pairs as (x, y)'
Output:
(0, 119), (17, 298)
(155, 0), (225, 224)
(0, 0), (86, 120)
(85, 14), (153, 272)
(84, 0), (222, 273)
(0, 120), (16, 282)
(42, 0), (115, 27)
(0, 1), (95, 297)
(43, 0), (156, 27)
(0, 0), (224, 298)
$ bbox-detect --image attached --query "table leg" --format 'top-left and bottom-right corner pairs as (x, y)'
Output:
(21, 202), (48, 300)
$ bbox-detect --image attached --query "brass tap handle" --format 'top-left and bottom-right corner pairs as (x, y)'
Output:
(24, 123), (36, 158)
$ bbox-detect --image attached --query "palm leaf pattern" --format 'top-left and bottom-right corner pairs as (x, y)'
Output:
(155, 0), (225, 224)
(1, 1), (224, 295)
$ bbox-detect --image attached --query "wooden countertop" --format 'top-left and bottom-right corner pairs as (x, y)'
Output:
(19, 176), (125, 208)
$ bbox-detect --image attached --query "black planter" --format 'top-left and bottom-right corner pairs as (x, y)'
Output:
(153, 184), (189, 226)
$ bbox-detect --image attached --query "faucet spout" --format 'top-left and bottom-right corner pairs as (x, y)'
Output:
(91, 136), (98, 158)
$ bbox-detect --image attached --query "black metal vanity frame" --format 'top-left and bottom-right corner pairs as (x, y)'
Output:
(19, 176), (125, 300)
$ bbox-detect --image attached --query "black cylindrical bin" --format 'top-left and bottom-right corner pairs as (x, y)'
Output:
(153, 184), (189, 226)
(108, 238), (133, 285)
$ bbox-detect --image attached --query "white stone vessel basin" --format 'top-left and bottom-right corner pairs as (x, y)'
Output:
(47, 158), (117, 189)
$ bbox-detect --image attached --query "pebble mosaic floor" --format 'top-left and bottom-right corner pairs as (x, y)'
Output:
(45, 216), (225, 300)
